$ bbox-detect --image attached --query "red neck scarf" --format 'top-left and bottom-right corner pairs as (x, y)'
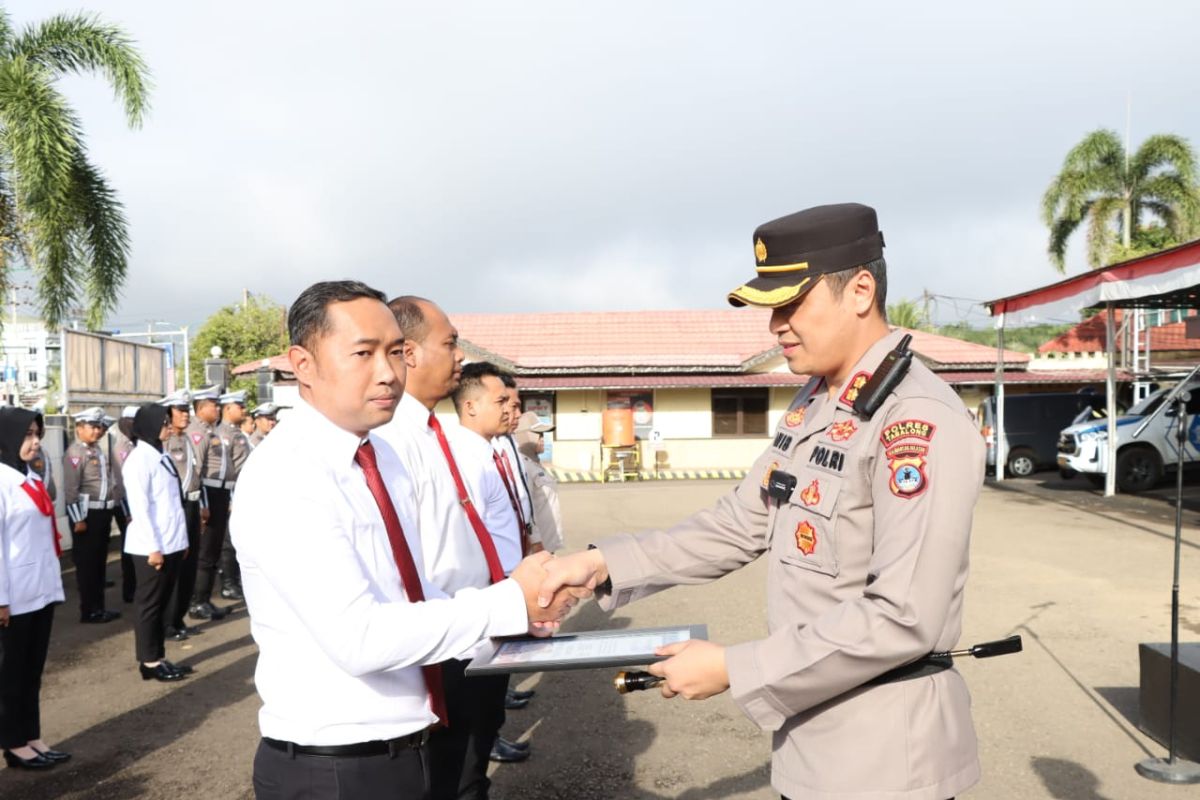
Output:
(20, 477), (62, 556)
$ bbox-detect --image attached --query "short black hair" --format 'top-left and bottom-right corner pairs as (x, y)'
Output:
(822, 258), (888, 318)
(288, 280), (387, 350)
(387, 295), (432, 343)
(498, 372), (517, 390)
(453, 361), (511, 414)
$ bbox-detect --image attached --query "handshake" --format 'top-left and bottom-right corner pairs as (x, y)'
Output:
(508, 548), (611, 635)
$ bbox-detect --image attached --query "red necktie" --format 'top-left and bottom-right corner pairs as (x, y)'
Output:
(354, 440), (448, 726)
(20, 479), (62, 556)
(427, 414), (506, 583)
(492, 450), (529, 555)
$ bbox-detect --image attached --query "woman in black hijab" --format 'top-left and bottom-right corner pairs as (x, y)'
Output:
(122, 405), (193, 682)
(0, 407), (70, 769)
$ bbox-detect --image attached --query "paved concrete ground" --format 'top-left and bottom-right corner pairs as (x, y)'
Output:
(4, 476), (1199, 799)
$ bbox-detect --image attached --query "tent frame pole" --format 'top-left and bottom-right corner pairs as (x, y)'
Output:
(994, 312), (1006, 482)
(1105, 303), (1118, 497)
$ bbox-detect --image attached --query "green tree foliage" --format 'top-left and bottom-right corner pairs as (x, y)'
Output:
(0, 9), (150, 331)
(936, 322), (1073, 354)
(190, 295), (288, 405)
(1043, 129), (1200, 272)
(887, 299), (931, 330)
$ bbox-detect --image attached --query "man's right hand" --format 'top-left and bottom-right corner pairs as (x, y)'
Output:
(537, 548), (609, 609)
(510, 552), (590, 629)
(73, 521), (87, 534)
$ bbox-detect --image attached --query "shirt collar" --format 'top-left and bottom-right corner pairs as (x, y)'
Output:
(399, 392), (436, 427)
(292, 398), (372, 468)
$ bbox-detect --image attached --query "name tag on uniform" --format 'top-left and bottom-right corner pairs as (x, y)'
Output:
(772, 432), (794, 452)
(808, 443), (848, 475)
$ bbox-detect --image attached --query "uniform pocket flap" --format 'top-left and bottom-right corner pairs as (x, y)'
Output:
(787, 473), (842, 519)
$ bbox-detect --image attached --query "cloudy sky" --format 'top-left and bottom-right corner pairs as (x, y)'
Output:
(7, 0), (1199, 330)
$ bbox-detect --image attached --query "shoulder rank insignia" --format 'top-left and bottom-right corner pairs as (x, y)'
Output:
(838, 372), (871, 409)
(785, 407), (807, 428)
(887, 443), (929, 499)
(795, 520), (817, 556)
(827, 419), (858, 442)
(799, 479), (820, 506)
(880, 419), (936, 447)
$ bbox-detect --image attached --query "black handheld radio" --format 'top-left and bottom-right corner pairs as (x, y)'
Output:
(852, 334), (914, 419)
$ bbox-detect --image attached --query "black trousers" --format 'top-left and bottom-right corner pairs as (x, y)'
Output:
(132, 552), (183, 663)
(168, 499), (202, 628)
(219, 527), (241, 589)
(72, 508), (114, 616)
(428, 660), (508, 800)
(253, 738), (429, 800)
(0, 604), (55, 749)
(193, 488), (230, 604)
(114, 508), (137, 603)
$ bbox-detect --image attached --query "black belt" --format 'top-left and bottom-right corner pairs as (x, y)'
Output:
(263, 730), (429, 758)
(867, 655), (953, 686)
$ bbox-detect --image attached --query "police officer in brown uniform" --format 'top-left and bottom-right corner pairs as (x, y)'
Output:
(215, 390), (251, 601)
(186, 386), (231, 621)
(160, 389), (207, 639)
(542, 204), (985, 800)
(247, 403), (285, 449)
(64, 407), (121, 623)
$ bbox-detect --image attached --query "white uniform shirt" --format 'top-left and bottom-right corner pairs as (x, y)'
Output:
(230, 399), (528, 746)
(448, 426), (523, 573)
(0, 465), (65, 615)
(122, 441), (189, 556)
(375, 393), (491, 596)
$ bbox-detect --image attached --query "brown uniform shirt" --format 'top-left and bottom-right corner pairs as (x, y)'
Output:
(165, 430), (204, 501)
(188, 418), (230, 488)
(597, 330), (985, 800)
(64, 439), (115, 523)
(110, 434), (135, 507)
(217, 421), (251, 483)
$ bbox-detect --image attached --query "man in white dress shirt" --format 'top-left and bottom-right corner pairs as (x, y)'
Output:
(230, 281), (579, 800)
(376, 296), (520, 799)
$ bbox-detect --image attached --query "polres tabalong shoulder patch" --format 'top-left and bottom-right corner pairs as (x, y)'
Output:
(887, 442), (929, 499)
(879, 419), (936, 447)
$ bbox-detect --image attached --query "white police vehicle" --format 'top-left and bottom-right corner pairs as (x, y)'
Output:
(1057, 382), (1200, 493)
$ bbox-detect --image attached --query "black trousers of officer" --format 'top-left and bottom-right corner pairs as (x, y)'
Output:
(253, 738), (429, 800)
(113, 508), (137, 603)
(132, 551), (183, 663)
(169, 499), (202, 628)
(0, 604), (55, 749)
(428, 659), (508, 800)
(219, 527), (241, 590)
(72, 508), (114, 616)
(192, 487), (230, 604)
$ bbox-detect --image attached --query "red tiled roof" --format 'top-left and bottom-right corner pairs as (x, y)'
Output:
(233, 354), (291, 376)
(939, 369), (1133, 385)
(514, 373), (809, 390)
(903, 328), (1029, 367)
(1038, 311), (1200, 354)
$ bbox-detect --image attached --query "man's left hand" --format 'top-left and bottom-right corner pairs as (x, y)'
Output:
(646, 639), (729, 700)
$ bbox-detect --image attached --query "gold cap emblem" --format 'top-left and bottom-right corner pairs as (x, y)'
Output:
(754, 237), (767, 264)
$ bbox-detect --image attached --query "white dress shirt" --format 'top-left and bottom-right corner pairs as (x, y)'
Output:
(0, 465), (65, 615)
(229, 399), (528, 745)
(448, 426), (523, 573)
(375, 393), (491, 596)
(122, 441), (189, 556)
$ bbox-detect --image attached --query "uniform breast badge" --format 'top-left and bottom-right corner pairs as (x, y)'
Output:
(785, 407), (806, 428)
(794, 520), (817, 555)
(191, 433), (203, 445)
(799, 479), (820, 507)
(762, 461), (780, 489)
(827, 419), (858, 442)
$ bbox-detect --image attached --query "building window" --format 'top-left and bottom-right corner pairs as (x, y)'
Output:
(28, 346), (38, 355)
(712, 389), (769, 436)
(28, 371), (38, 384)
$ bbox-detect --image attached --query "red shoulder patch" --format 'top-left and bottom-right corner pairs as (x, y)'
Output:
(190, 433), (203, 445)
(879, 419), (936, 447)
(887, 443), (929, 499)
(68, 456), (81, 468)
(827, 419), (858, 442)
(838, 372), (871, 408)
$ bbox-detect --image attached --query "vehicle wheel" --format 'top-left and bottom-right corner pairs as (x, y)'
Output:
(1059, 467), (1077, 480)
(1006, 450), (1037, 478)
(1115, 447), (1163, 494)
(1084, 473), (1106, 489)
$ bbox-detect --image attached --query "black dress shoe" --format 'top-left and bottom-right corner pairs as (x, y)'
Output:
(140, 662), (187, 682)
(497, 735), (529, 752)
(187, 602), (229, 621)
(220, 585), (244, 600)
(508, 688), (536, 702)
(161, 659), (194, 675)
(30, 747), (71, 763)
(3, 750), (56, 769)
(504, 694), (530, 710)
(488, 738), (530, 763)
(80, 609), (121, 624)
(181, 625), (203, 636)
(164, 626), (189, 642)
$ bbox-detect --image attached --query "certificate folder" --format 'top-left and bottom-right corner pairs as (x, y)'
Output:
(465, 625), (707, 676)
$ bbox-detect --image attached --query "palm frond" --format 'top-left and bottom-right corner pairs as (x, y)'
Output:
(68, 153), (128, 328)
(13, 12), (151, 128)
(1086, 197), (1122, 269)
(1130, 134), (1197, 186)
(0, 9), (15, 55)
(1047, 213), (1083, 273)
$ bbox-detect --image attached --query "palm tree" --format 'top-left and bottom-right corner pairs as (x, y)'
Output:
(0, 10), (150, 329)
(1042, 129), (1199, 272)
(887, 299), (929, 330)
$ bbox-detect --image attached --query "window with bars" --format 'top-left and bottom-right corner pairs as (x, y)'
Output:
(712, 389), (769, 436)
